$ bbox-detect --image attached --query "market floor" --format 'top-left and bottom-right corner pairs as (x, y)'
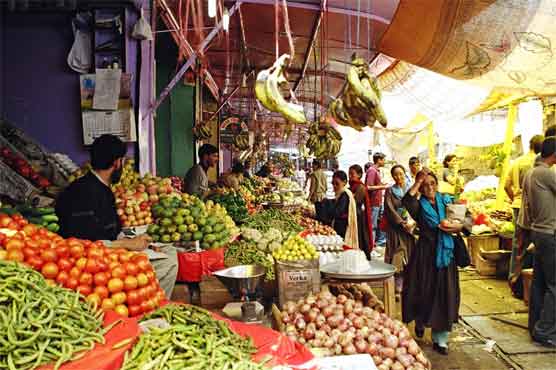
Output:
(394, 268), (556, 370)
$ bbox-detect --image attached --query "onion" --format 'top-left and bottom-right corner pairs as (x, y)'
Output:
(353, 306), (363, 316)
(407, 339), (420, 356)
(372, 355), (383, 366)
(285, 302), (296, 315)
(315, 314), (327, 328)
(383, 358), (394, 367)
(293, 312), (304, 322)
(398, 328), (411, 341)
(285, 324), (297, 335)
(354, 339), (368, 353)
(327, 314), (342, 328)
(297, 299), (305, 306)
(312, 339), (323, 348)
(413, 362), (426, 370)
(416, 352), (429, 367)
(305, 294), (317, 306)
(304, 327), (315, 340)
(380, 347), (396, 359)
(391, 361), (404, 370)
(315, 330), (327, 341)
(338, 333), (353, 347)
(367, 342), (379, 355)
(281, 312), (291, 324)
(377, 365), (389, 370)
(368, 333), (381, 344)
(398, 354), (415, 368)
(343, 343), (357, 355)
(323, 337), (335, 348)
(353, 317), (365, 329)
(300, 304), (311, 314)
(305, 310), (318, 323)
(338, 322), (349, 332)
(333, 308), (345, 318)
(295, 317), (306, 330)
(359, 326), (370, 338)
(382, 328), (392, 337)
(344, 301), (354, 315)
(362, 307), (373, 317)
(317, 299), (329, 309)
(385, 334), (399, 349)
(322, 306), (334, 318)
(337, 294), (348, 304)
(334, 344), (343, 355)
(321, 324), (332, 334)
(395, 347), (407, 357)
(348, 326), (356, 335)
(347, 312), (358, 321)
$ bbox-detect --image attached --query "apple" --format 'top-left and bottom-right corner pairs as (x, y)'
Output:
(136, 184), (146, 192)
(149, 194), (159, 202)
(147, 185), (158, 195)
(125, 207), (134, 216)
(116, 208), (124, 216)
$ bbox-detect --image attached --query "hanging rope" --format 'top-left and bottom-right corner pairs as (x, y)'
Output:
(281, 0), (295, 62)
(356, 0), (360, 47)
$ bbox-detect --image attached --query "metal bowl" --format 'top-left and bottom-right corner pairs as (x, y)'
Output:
(213, 265), (266, 300)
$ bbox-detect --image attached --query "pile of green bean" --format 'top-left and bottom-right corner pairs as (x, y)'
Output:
(122, 304), (267, 370)
(224, 240), (275, 281)
(0, 261), (105, 370)
(243, 209), (303, 233)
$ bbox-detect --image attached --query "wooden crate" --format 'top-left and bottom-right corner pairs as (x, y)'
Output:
(476, 254), (496, 276)
(170, 282), (190, 304)
(199, 275), (232, 309)
(467, 235), (499, 266)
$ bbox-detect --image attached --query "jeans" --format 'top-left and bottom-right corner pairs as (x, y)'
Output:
(371, 206), (386, 246)
(529, 231), (556, 343)
(509, 208), (519, 278)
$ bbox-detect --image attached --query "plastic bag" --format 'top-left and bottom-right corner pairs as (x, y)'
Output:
(132, 8), (153, 41)
(67, 12), (92, 73)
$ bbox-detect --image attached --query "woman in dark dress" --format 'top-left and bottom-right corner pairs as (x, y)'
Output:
(348, 165), (373, 259)
(402, 169), (471, 355)
(331, 171), (358, 248)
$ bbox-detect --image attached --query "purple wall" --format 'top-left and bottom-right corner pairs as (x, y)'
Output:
(1, 10), (138, 166)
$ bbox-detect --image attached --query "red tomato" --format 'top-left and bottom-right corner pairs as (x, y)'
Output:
(38, 240), (52, 250)
(93, 272), (109, 286)
(108, 261), (120, 270)
(101, 298), (115, 311)
(135, 258), (150, 272)
(108, 253), (119, 262)
(107, 278), (124, 293)
(85, 259), (100, 274)
(97, 259), (108, 272)
(69, 244), (85, 258)
(21, 224), (38, 236)
(56, 271), (69, 285)
(57, 258), (73, 272)
(136, 273), (149, 287)
(82, 240), (92, 248)
(114, 304), (129, 317)
(88, 247), (104, 260)
(6, 249), (24, 262)
(26, 256), (44, 270)
(5, 239), (24, 251)
(86, 293), (101, 307)
(138, 287), (149, 301)
(41, 262), (59, 279)
(22, 247), (37, 259)
(124, 276), (138, 291)
(145, 271), (155, 282)
(6, 221), (20, 230)
(40, 249), (58, 263)
(147, 299), (157, 310)
(123, 262), (139, 276)
(119, 253), (131, 263)
(79, 272), (93, 286)
(111, 266), (126, 279)
(94, 286), (110, 300)
(111, 291), (127, 305)
(11, 214), (23, 222)
(24, 239), (39, 249)
(45, 279), (56, 287)
(128, 305), (141, 317)
(77, 285), (92, 296)
(0, 233), (6, 247)
(75, 257), (87, 270)
(126, 290), (140, 305)
(55, 244), (70, 259)
(140, 300), (150, 313)
(65, 277), (79, 290)
(0, 215), (12, 227)
(69, 266), (81, 279)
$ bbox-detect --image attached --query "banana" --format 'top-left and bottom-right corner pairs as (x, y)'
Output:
(347, 57), (380, 109)
(255, 68), (274, 111)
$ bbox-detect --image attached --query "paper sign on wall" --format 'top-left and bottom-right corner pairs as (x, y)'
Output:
(82, 109), (136, 145)
(92, 68), (122, 110)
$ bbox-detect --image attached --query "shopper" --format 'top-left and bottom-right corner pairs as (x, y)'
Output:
(505, 135), (544, 280)
(184, 144), (218, 199)
(331, 170), (359, 248)
(384, 165), (416, 296)
(442, 154), (464, 194)
(365, 153), (388, 247)
(256, 161), (275, 178)
(402, 168), (472, 355)
(56, 135), (178, 298)
(220, 162), (245, 191)
(348, 164), (373, 259)
(308, 160), (328, 223)
(522, 137), (556, 346)
(408, 156), (421, 183)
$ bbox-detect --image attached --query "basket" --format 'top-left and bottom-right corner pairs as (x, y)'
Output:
(467, 235), (499, 266)
(476, 254), (496, 276)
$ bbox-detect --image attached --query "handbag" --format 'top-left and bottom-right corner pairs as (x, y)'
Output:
(453, 234), (471, 268)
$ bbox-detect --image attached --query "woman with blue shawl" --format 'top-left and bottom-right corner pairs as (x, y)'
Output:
(402, 168), (472, 355)
(384, 165), (416, 296)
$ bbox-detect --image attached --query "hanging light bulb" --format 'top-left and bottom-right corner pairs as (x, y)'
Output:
(223, 8), (230, 32)
(208, 0), (217, 18)
(241, 73), (247, 88)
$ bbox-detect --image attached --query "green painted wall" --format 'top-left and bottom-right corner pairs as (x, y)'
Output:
(154, 33), (196, 177)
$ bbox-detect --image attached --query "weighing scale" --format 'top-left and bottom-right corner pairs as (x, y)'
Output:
(213, 265), (265, 323)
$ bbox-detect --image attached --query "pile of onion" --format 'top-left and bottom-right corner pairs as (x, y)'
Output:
(280, 291), (431, 370)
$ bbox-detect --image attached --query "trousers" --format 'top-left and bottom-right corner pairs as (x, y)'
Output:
(150, 246), (179, 299)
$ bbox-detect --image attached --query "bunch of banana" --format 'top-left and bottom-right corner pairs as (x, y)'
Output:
(233, 134), (250, 150)
(255, 54), (307, 124)
(193, 121), (212, 140)
(305, 122), (342, 159)
(328, 55), (388, 130)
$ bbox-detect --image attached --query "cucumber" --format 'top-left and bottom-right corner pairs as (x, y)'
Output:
(46, 223), (60, 232)
(41, 214), (59, 223)
(27, 217), (44, 225)
(0, 207), (19, 216)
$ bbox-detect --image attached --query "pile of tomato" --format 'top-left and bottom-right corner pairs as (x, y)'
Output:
(0, 213), (164, 317)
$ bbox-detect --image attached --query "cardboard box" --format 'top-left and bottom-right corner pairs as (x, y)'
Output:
(200, 275), (232, 309)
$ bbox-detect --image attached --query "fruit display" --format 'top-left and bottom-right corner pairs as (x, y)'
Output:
(68, 162), (91, 183)
(0, 213), (165, 317)
(0, 260), (105, 370)
(122, 304), (264, 370)
(208, 191), (249, 224)
(0, 146), (51, 189)
(305, 122), (342, 159)
(296, 215), (336, 235)
(243, 208), (303, 234)
(279, 290), (431, 369)
(328, 55), (388, 130)
(148, 194), (238, 248)
(272, 235), (319, 262)
(277, 178), (302, 192)
(169, 176), (184, 192)
(233, 133), (250, 150)
(255, 54), (307, 124)
(113, 184), (154, 228)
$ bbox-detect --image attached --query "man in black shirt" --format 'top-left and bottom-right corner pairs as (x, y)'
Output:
(56, 135), (178, 297)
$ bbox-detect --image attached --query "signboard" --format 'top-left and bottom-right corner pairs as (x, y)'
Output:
(220, 116), (248, 144)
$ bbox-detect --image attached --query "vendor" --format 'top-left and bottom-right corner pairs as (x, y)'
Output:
(331, 170), (359, 248)
(308, 160), (327, 223)
(220, 162), (244, 191)
(256, 161), (275, 178)
(184, 144), (219, 199)
(55, 135), (178, 298)
(442, 154), (464, 194)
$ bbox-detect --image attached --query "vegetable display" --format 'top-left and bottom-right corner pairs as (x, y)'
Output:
(0, 146), (51, 189)
(208, 192), (249, 224)
(243, 209), (303, 234)
(122, 304), (265, 370)
(296, 216), (336, 236)
(272, 235), (319, 262)
(279, 290), (431, 370)
(0, 260), (105, 370)
(0, 205), (59, 233)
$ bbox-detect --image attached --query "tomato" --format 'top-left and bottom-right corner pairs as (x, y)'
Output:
(128, 305), (141, 317)
(85, 259), (100, 274)
(108, 253), (119, 262)
(69, 266), (81, 279)
(0, 249), (7, 260)
(0, 234), (6, 247)
(27, 256), (44, 270)
(94, 272), (109, 286)
(111, 266), (126, 279)
(123, 262), (139, 276)
(56, 271), (69, 285)
(136, 273), (149, 287)
(108, 261), (120, 270)
(21, 224), (38, 236)
(45, 279), (56, 287)
(22, 246), (37, 259)
(6, 221), (20, 230)
(86, 293), (101, 307)
(147, 299), (157, 310)
(65, 277), (79, 289)
(119, 253), (131, 263)
(55, 244), (70, 259)
(111, 291), (127, 305)
(101, 298), (115, 311)
(107, 278), (124, 293)
(135, 257), (150, 272)
(114, 304), (129, 317)
(0, 215), (12, 227)
(6, 249), (24, 262)
(94, 285), (110, 300)
(40, 249), (58, 263)
(41, 262), (59, 279)
(57, 258), (73, 272)
(124, 275), (138, 291)
(24, 239), (39, 249)
(97, 259), (108, 272)
(126, 290), (140, 306)
(75, 257), (87, 270)
(140, 301), (150, 313)
(79, 272), (93, 286)
(77, 285), (92, 296)
(5, 239), (24, 251)
(69, 244), (85, 258)
(138, 287), (149, 301)
(88, 247), (104, 260)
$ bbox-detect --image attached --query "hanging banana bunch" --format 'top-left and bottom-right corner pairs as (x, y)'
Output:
(328, 55), (388, 131)
(306, 122), (342, 159)
(255, 54), (307, 124)
(232, 133), (250, 151)
(193, 120), (212, 140)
